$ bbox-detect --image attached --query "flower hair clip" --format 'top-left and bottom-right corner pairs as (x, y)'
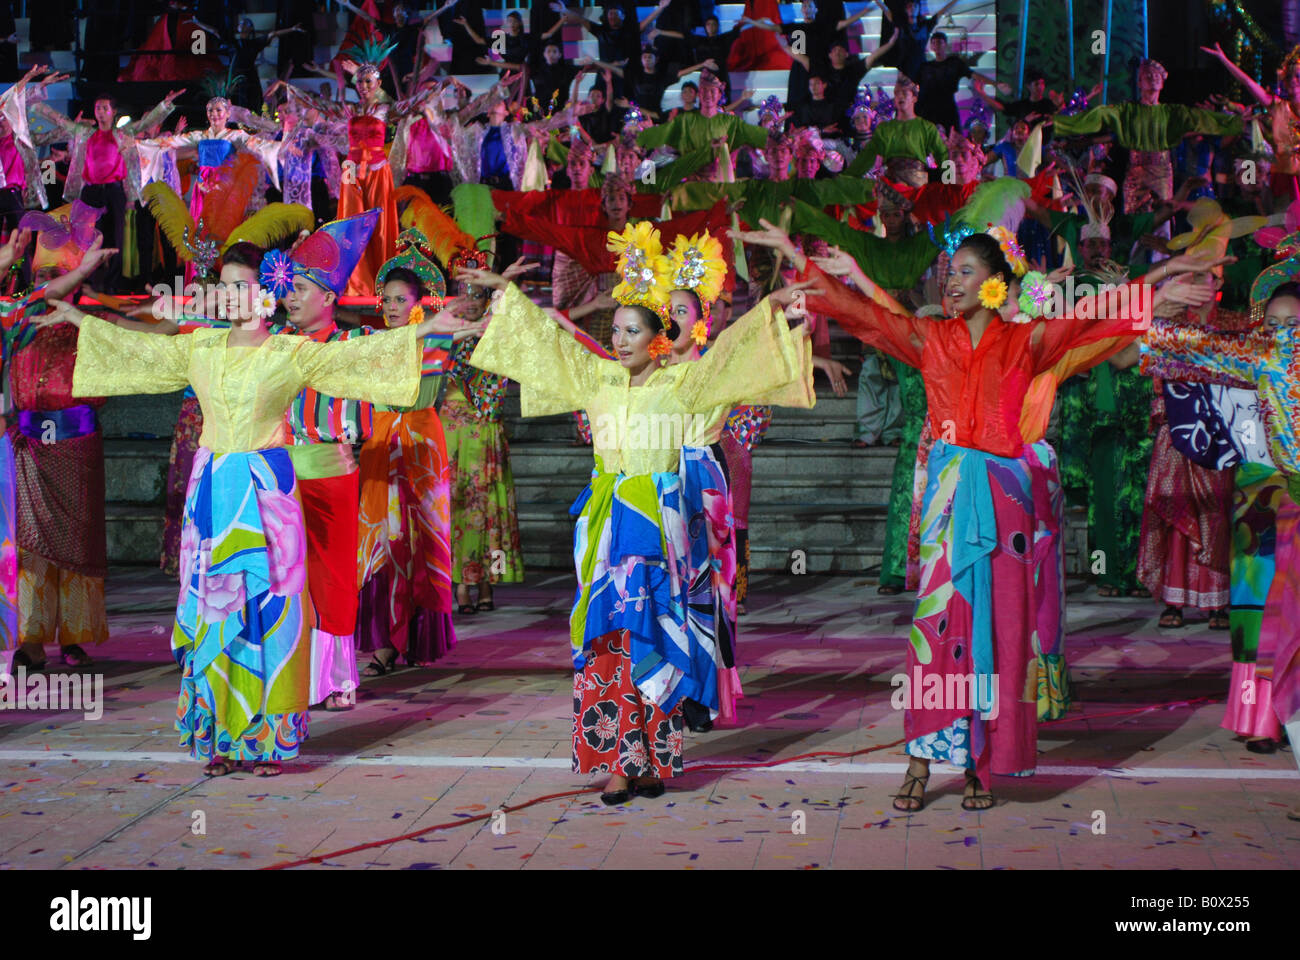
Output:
(985, 224), (1028, 276)
(690, 319), (709, 345)
(978, 276), (1008, 311)
(1014, 270), (1056, 322)
(647, 331), (673, 358)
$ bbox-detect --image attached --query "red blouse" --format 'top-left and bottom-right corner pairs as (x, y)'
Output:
(800, 262), (1151, 458)
(12, 325), (106, 412)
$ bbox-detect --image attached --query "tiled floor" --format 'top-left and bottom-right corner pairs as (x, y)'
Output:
(1, 568), (1296, 870)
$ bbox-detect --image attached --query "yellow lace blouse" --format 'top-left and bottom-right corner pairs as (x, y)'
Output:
(470, 283), (811, 475)
(71, 315), (424, 454)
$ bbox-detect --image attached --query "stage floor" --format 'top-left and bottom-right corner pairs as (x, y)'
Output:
(1, 570), (1296, 870)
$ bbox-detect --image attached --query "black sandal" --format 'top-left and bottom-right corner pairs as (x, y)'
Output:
(475, 599), (496, 612)
(1245, 738), (1277, 754)
(878, 584), (903, 595)
(892, 764), (930, 812)
(363, 650), (399, 676)
(1208, 608), (1230, 630)
(961, 772), (995, 811)
(600, 784), (631, 805)
(1158, 605), (1184, 629)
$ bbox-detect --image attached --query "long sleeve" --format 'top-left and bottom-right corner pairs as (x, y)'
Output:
(637, 116), (681, 151)
(292, 323), (423, 407)
(1139, 317), (1266, 386)
(226, 104), (280, 135)
(799, 262), (927, 367)
(125, 97), (179, 138)
(1165, 104), (1243, 141)
(1052, 103), (1120, 139)
(72, 314), (193, 397)
(747, 333), (816, 408)
(469, 282), (605, 416)
(420, 333), (454, 376)
(672, 298), (803, 412)
(1030, 282), (1151, 375)
(501, 209), (611, 275)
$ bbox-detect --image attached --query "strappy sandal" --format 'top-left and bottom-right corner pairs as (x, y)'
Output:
(320, 691), (353, 711)
(363, 649), (399, 676)
(878, 584), (903, 595)
(1128, 587), (1151, 598)
(1158, 606), (1184, 629)
(961, 772), (995, 811)
(1097, 584), (1119, 597)
(475, 598), (496, 612)
(1208, 608), (1230, 630)
(253, 761), (281, 777)
(203, 758), (237, 777)
(892, 763), (930, 812)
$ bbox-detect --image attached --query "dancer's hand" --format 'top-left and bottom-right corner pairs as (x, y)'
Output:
(501, 258), (539, 282)
(730, 217), (796, 258)
(812, 355), (850, 397)
(809, 246), (855, 277)
(770, 279), (821, 311)
(33, 299), (85, 329)
(1199, 42), (1227, 63)
(0, 227), (30, 274)
(1153, 277), (1215, 311)
(455, 266), (509, 290)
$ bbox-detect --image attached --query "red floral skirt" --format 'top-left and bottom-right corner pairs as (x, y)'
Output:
(572, 630), (684, 778)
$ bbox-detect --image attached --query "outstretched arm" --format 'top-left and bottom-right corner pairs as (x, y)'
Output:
(1200, 41), (1273, 107)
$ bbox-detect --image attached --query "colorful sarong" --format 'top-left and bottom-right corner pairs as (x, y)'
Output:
(1257, 482), (1300, 741)
(905, 441), (1038, 784)
(1027, 440), (1069, 720)
(0, 433), (19, 651)
(569, 460), (707, 713)
(172, 447), (310, 762)
(355, 407), (456, 661)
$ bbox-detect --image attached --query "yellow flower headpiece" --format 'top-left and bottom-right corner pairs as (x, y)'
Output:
(607, 221), (671, 316)
(667, 231), (727, 324)
(985, 224), (1028, 277)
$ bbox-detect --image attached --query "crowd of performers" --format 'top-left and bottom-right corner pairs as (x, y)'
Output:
(0, 4), (1293, 818)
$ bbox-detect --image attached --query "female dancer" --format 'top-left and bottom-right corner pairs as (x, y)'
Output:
(442, 250), (524, 615)
(357, 229), (462, 674)
(460, 222), (812, 803)
(735, 216), (1196, 811)
(268, 41), (447, 297)
(54, 246), (477, 777)
(1141, 267), (1300, 818)
(1201, 43), (1300, 208)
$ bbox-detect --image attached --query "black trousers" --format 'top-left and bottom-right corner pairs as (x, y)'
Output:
(80, 180), (127, 293)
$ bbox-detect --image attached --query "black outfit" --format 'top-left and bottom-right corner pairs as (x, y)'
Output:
(652, 0), (700, 76)
(826, 55), (868, 122)
(692, 26), (740, 100)
(625, 62), (670, 116)
(275, 0), (316, 77)
(794, 97), (839, 134)
(580, 103), (616, 144)
(439, 0), (490, 74)
(80, 180), (127, 293)
(916, 55), (973, 133)
(1003, 96), (1058, 123)
(888, 9), (938, 82)
(229, 34), (271, 112)
(782, 21), (814, 112)
(390, 21), (426, 91)
(531, 60), (576, 112)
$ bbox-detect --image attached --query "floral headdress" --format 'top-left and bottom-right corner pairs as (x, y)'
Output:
(849, 89), (874, 120)
(606, 221), (670, 318)
(984, 224), (1028, 276)
(667, 231), (727, 342)
(792, 126), (825, 159)
(376, 228), (448, 307)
